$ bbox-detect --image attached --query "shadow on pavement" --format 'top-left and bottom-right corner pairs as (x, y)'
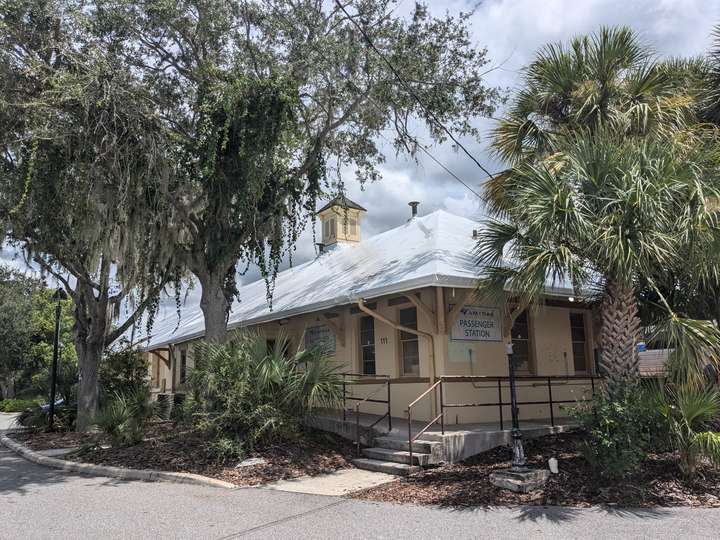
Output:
(1, 416), (136, 497)
(514, 503), (672, 524)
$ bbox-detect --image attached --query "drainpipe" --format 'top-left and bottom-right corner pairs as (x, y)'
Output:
(357, 299), (438, 417)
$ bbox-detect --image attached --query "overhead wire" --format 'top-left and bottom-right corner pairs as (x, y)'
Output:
(335, 0), (498, 182)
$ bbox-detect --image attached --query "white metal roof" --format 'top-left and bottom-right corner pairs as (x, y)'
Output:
(142, 209), (575, 350)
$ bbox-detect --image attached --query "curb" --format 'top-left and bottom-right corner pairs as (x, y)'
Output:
(0, 433), (236, 489)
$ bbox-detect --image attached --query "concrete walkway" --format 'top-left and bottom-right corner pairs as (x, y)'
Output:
(264, 467), (396, 496)
(3, 438), (720, 539)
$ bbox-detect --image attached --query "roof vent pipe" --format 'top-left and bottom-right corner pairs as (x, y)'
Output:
(472, 229), (479, 239)
(408, 201), (420, 219)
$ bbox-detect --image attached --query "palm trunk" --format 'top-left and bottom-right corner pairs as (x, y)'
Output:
(599, 277), (641, 398)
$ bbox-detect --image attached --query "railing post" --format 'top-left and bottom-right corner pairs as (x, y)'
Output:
(356, 403), (361, 458)
(591, 376), (595, 396)
(498, 379), (504, 430)
(342, 374), (347, 423)
(439, 379), (445, 435)
(408, 407), (413, 467)
(387, 379), (392, 432)
(547, 377), (554, 426)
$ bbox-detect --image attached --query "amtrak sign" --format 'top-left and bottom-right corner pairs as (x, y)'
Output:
(451, 305), (502, 342)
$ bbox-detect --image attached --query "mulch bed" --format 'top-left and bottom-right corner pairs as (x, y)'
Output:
(354, 431), (720, 508)
(9, 430), (105, 451)
(23, 421), (356, 487)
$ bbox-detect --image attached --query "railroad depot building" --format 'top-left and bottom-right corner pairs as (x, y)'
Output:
(142, 197), (600, 464)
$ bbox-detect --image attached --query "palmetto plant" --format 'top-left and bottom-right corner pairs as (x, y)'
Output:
(479, 27), (720, 396)
(96, 387), (157, 446)
(652, 356), (720, 478)
(188, 332), (342, 458)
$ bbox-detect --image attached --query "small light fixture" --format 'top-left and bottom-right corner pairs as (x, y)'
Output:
(568, 296), (575, 303)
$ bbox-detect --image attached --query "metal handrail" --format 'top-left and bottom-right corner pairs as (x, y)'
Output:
(341, 373), (392, 457)
(440, 375), (603, 430)
(407, 379), (444, 466)
(342, 373), (390, 421)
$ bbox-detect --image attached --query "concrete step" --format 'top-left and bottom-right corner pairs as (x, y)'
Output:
(373, 437), (439, 454)
(362, 447), (430, 466)
(352, 458), (421, 476)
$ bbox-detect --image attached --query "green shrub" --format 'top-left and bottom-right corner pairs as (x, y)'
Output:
(100, 341), (150, 403)
(650, 370), (720, 478)
(572, 385), (663, 481)
(96, 387), (156, 446)
(188, 332), (342, 460)
(0, 398), (40, 412)
(169, 394), (195, 424)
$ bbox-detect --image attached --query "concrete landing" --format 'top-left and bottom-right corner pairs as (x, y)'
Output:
(263, 468), (396, 496)
(311, 409), (577, 464)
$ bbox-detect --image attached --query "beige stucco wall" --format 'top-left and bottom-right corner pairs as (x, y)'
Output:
(148, 286), (598, 423)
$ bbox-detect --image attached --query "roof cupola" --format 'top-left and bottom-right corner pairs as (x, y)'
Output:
(316, 195), (366, 247)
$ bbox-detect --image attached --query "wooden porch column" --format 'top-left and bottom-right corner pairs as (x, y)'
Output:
(433, 287), (449, 416)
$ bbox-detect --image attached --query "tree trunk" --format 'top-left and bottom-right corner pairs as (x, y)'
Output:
(599, 277), (641, 398)
(75, 338), (104, 431)
(197, 270), (231, 343)
(72, 280), (110, 432)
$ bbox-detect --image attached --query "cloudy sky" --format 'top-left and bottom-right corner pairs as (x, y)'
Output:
(290, 0), (720, 267)
(3, 0), (719, 322)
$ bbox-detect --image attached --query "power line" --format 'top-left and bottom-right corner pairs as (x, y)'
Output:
(267, 2), (490, 200)
(335, 0), (497, 182)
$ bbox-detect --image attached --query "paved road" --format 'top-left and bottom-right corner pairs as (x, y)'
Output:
(2, 418), (720, 539)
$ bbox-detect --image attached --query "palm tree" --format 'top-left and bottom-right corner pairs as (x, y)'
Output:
(490, 26), (694, 170)
(479, 27), (720, 396)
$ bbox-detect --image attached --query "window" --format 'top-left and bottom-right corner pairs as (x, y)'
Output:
(511, 310), (532, 373)
(179, 349), (187, 384)
(323, 218), (336, 240)
(305, 324), (336, 355)
(359, 316), (376, 375)
(399, 307), (419, 376)
(570, 313), (588, 372)
(342, 217), (357, 236)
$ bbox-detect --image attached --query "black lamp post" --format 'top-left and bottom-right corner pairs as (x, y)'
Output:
(506, 341), (526, 469)
(48, 288), (68, 431)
